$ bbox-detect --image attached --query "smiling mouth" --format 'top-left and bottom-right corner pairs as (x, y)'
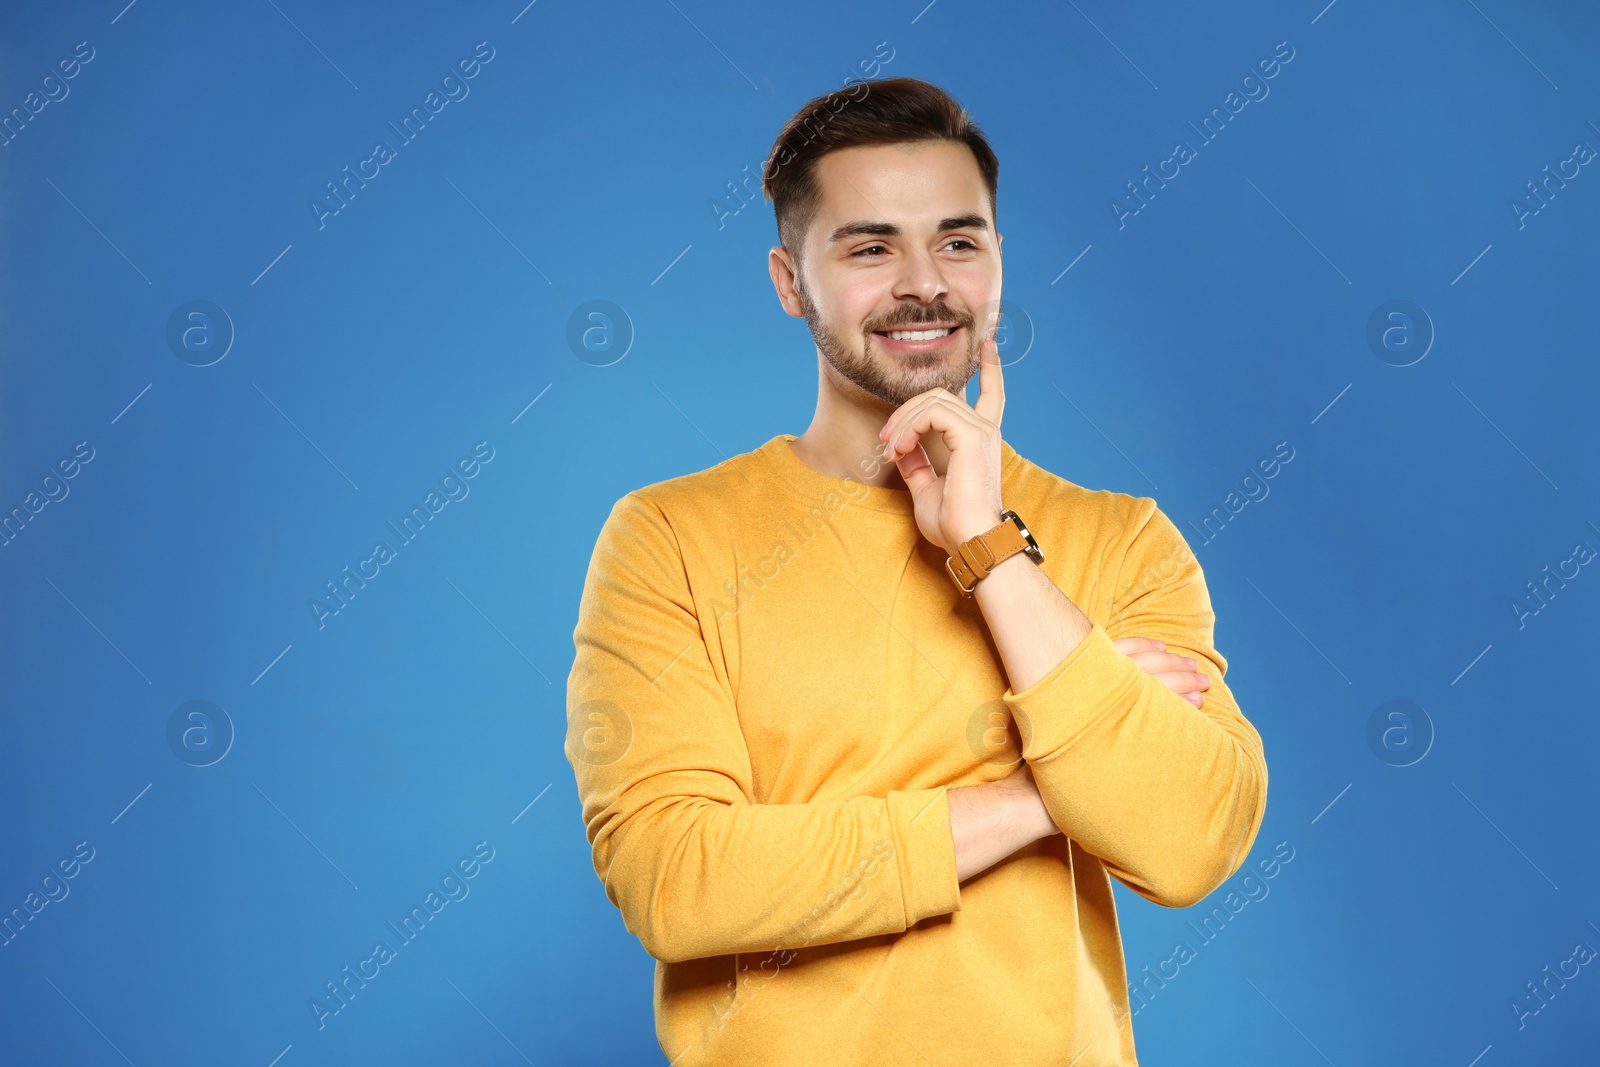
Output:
(872, 324), (962, 346)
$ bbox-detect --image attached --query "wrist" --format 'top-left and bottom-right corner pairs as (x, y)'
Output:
(948, 511), (1005, 553)
(945, 509), (1043, 598)
(977, 773), (1054, 845)
(948, 779), (1020, 882)
(1011, 770), (1061, 841)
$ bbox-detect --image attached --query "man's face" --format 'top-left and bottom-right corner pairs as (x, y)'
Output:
(778, 140), (1002, 409)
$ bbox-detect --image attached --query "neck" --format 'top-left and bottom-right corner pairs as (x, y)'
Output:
(790, 365), (958, 489)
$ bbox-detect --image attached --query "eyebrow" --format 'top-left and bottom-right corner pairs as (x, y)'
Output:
(827, 213), (989, 243)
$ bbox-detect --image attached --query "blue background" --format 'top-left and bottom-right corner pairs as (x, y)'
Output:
(2, 0), (1597, 1063)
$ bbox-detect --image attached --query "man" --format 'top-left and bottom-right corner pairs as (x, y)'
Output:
(566, 76), (1267, 1065)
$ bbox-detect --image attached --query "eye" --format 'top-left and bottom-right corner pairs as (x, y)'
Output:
(851, 238), (980, 258)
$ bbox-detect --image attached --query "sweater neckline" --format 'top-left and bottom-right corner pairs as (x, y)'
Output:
(757, 433), (1022, 517)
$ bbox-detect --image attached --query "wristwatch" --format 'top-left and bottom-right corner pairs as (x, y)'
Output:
(945, 509), (1044, 597)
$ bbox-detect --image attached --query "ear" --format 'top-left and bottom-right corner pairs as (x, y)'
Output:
(768, 245), (805, 319)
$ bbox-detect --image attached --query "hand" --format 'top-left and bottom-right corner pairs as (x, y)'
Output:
(1113, 635), (1211, 709)
(878, 337), (1006, 555)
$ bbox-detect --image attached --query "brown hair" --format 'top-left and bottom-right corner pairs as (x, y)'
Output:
(761, 77), (999, 274)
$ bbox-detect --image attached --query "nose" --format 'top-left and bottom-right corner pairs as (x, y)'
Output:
(889, 245), (950, 306)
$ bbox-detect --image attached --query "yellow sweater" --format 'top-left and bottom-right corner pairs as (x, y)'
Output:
(565, 433), (1268, 1066)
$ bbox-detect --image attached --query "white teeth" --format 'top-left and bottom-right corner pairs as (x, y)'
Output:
(884, 327), (954, 341)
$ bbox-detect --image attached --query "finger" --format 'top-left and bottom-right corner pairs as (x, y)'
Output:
(1112, 636), (1167, 655)
(883, 394), (981, 461)
(879, 386), (956, 448)
(880, 378), (984, 456)
(974, 338), (1005, 427)
(1152, 670), (1210, 695)
(884, 393), (967, 457)
(1122, 651), (1198, 676)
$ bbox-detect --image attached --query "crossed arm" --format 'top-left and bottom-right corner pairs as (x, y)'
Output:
(947, 629), (1208, 882)
(570, 492), (1262, 964)
(947, 506), (1264, 903)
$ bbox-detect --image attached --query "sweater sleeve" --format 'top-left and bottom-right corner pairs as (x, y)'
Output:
(565, 491), (962, 964)
(1002, 498), (1268, 909)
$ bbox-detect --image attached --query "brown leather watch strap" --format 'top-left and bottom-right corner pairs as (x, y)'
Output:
(945, 514), (1032, 597)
